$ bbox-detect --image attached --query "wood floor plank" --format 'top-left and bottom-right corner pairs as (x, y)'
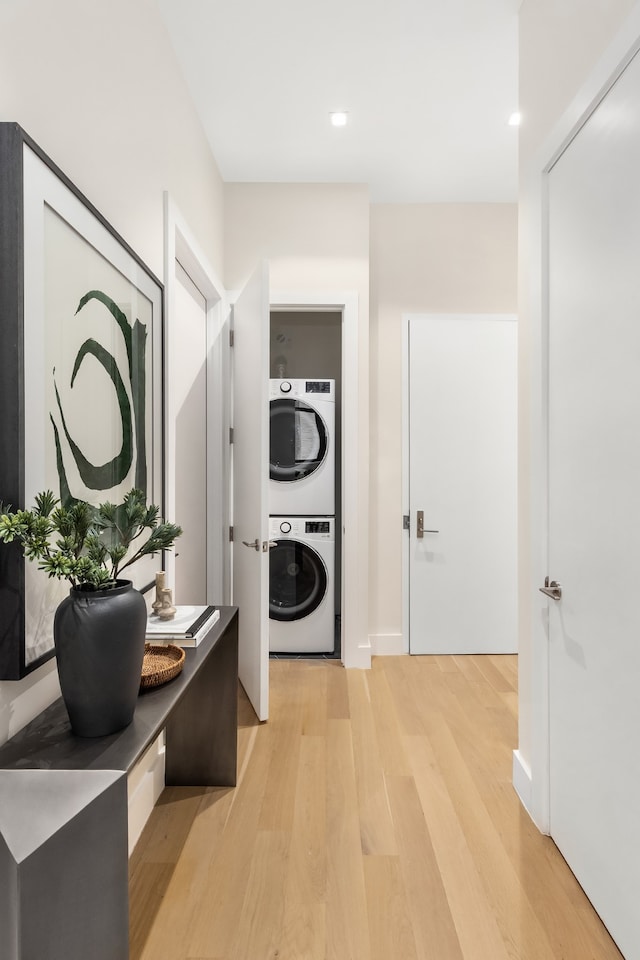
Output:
(488, 653), (518, 689)
(468, 654), (516, 693)
(280, 902), (326, 960)
(326, 660), (350, 719)
(284, 734), (327, 905)
(451, 654), (491, 686)
(228, 829), (290, 959)
(258, 663), (305, 831)
(363, 855), (419, 960)
(347, 669), (398, 855)
(368, 659), (413, 776)
(136, 853), (214, 960)
(385, 774), (465, 960)
(300, 660), (329, 735)
(129, 861), (174, 960)
(135, 786), (205, 864)
(433, 654), (460, 673)
(499, 689), (518, 719)
(131, 789), (235, 960)
(379, 655), (429, 735)
(325, 719), (371, 960)
(450, 656), (515, 713)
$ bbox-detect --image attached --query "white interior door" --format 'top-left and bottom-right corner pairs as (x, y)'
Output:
(546, 51), (640, 960)
(173, 262), (207, 604)
(232, 262), (270, 721)
(408, 314), (517, 654)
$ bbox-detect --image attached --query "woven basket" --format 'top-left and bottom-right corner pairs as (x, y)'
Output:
(140, 643), (186, 690)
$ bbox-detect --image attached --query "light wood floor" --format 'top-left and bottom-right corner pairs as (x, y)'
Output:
(129, 655), (623, 960)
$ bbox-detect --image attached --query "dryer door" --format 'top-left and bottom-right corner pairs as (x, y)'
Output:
(269, 539), (328, 621)
(269, 398), (328, 483)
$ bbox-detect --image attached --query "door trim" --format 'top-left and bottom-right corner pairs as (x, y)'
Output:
(524, 11), (640, 832)
(271, 290), (370, 670)
(163, 194), (230, 603)
(401, 314), (411, 655)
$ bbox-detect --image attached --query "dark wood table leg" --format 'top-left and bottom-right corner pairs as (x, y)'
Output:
(164, 614), (238, 787)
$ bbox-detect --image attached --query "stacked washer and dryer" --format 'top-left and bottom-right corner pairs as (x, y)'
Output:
(268, 378), (336, 654)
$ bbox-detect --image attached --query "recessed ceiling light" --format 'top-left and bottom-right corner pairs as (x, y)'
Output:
(508, 111), (522, 127)
(330, 112), (349, 127)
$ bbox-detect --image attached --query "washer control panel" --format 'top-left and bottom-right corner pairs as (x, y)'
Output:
(269, 516), (334, 541)
(269, 378), (335, 401)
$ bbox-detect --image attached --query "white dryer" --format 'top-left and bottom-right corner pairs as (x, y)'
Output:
(268, 516), (335, 654)
(269, 378), (335, 515)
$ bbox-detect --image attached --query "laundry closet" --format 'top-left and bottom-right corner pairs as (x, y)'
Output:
(268, 310), (342, 657)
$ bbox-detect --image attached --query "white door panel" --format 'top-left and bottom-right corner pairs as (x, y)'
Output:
(547, 49), (640, 960)
(408, 314), (517, 654)
(231, 263), (270, 721)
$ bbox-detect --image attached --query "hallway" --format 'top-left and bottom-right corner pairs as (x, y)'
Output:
(130, 655), (622, 959)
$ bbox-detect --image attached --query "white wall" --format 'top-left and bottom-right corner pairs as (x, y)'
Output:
(370, 204), (518, 649)
(225, 183), (369, 291)
(517, 0), (637, 818)
(0, 0), (224, 745)
(0, 0), (224, 281)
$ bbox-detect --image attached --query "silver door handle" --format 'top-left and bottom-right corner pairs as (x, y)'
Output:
(416, 510), (439, 539)
(242, 538), (260, 551)
(539, 577), (562, 600)
(263, 540), (278, 552)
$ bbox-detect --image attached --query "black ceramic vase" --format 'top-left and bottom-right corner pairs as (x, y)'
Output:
(53, 579), (147, 737)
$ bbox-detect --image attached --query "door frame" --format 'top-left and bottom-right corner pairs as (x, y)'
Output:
(163, 193), (231, 604)
(270, 290), (370, 670)
(523, 13), (640, 831)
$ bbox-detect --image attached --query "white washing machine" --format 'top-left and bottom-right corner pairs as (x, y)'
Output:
(269, 378), (335, 515)
(268, 516), (335, 654)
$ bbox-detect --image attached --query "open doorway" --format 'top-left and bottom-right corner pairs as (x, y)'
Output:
(268, 310), (342, 658)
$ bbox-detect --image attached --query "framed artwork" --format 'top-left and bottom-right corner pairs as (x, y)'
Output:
(0, 123), (163, 679)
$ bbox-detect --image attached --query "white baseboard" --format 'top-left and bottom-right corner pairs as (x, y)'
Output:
(369, 633), (405, 656)
(128, 732), (166, 855)
(512, 748), (533, 818)
(343, 636), (371, 669)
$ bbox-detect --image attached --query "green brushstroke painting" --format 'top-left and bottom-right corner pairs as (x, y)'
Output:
(51, 290), (148, 507)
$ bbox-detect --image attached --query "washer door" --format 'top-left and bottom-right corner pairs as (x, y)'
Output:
(270, 398), (328, 482)
(269, 539), (328, 621)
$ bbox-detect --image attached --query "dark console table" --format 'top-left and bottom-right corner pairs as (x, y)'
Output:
(0, 605), (238, 960)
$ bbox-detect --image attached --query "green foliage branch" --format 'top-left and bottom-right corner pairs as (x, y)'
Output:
(0, 489), (181, 590)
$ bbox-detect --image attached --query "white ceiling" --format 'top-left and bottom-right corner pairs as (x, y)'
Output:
(156, 0), (520, 204)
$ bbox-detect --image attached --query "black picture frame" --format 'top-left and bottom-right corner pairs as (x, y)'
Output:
(0, 123), (164, 680)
